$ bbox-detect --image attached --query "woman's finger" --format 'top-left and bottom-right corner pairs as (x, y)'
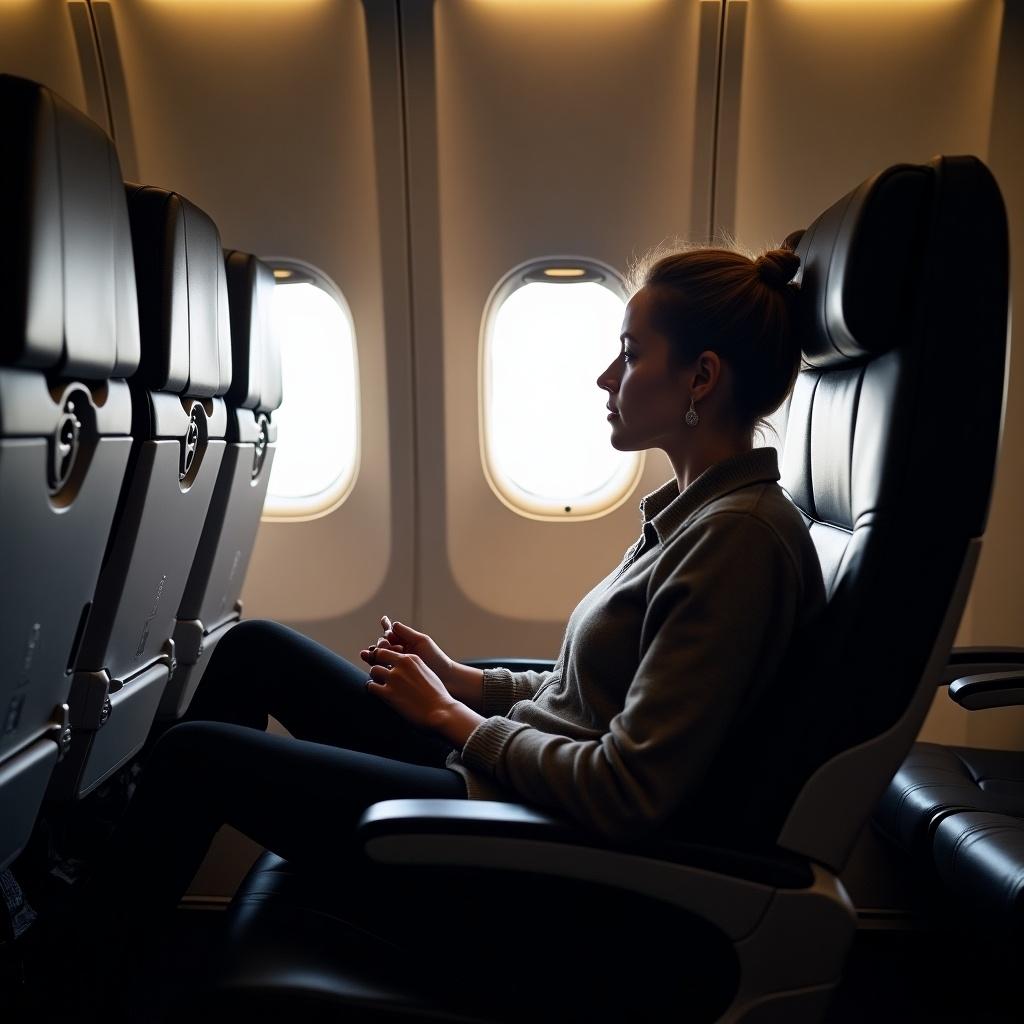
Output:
(368, 665), (392, 682)
(371, 646), (405, 667)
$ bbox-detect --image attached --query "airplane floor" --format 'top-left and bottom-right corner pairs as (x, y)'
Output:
(105, 909), (1024, 1023)
(5, 901), (1020, 1023)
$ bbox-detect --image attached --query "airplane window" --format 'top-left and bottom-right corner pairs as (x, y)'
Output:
(482, 259), (643, 520)
(262, 264), (359, 520)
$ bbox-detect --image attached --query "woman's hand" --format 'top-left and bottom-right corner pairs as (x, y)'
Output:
(360, 617), (485, 711)
(360, 616), (450, 679)
(366, 647), (484, 747)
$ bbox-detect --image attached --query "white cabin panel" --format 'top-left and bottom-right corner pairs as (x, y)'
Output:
(727, 0), (1003, 247)
(92, 0), (407, 645)
(406, 0), (713, 648)
(0, 1), (103, 124)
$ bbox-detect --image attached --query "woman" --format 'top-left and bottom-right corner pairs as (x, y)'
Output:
(33, 244), (825, 1017)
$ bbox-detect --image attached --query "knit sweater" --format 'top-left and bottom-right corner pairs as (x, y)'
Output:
(445, 446), (825, 840)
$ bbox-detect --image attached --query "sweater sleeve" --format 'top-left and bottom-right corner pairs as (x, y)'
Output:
(460, 513), (801, 839)
(481, 667), (555, 717)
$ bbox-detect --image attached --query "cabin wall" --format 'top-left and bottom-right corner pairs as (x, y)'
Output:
(1, 0), (1022, 901)
(405, 0), (708, 646)
(86, 0), (409, 638)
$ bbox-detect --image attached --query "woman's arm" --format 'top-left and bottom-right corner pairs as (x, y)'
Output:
(443, 662), (486, 713)
(476, 666), (556, 716)
(457, 514), (802, 839)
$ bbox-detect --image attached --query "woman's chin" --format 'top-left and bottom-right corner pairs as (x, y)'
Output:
(607, 428), (633, 452)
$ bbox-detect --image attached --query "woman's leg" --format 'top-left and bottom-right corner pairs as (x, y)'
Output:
(183, 619), (451, 766)
(104, 721), (466, 919)
(70, 720), (467, 1011)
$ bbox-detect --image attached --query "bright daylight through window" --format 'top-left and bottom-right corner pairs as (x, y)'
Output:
(264, 267), (359, 519)
(482, 262), (642, 520)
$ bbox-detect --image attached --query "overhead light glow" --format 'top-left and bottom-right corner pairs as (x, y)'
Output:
(783, 0), (972, 4)
(544, 268), (587, 278)
(273, 269), (293, 280)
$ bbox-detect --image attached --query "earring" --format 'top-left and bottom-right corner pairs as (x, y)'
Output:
(685, 396), (699, 427)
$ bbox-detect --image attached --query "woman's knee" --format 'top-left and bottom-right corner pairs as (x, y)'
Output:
(146, 721), (223, 780)
(210, 618), (315, 670)
(213, 618), (282, 657)
(200, 619), (291, 691)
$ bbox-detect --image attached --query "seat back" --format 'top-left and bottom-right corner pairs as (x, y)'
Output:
(713, 156), (1009, 873)
(49, 186), (233, 799)
(0, 75), (140, 864)
(162, 251), (282, 718)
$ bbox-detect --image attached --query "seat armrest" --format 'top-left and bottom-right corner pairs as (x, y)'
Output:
(461, 658), (557, 673)
(360, 797), (571, 841)
(949, 670), (1024, 710)
(356, 799), (831, 943)
(939, 647), (1024, 684)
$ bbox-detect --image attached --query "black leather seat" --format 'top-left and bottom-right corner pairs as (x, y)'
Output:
(195, 155), (1010, 1023)
(0, 75), (140, 867)
(877, 654), (1024, 933)
(933, 809), (1024, 932)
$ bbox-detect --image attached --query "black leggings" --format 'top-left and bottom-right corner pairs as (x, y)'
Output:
(84, 619), (467, 941)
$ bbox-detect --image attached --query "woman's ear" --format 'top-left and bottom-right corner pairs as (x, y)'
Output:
(690, 350), (721, 402)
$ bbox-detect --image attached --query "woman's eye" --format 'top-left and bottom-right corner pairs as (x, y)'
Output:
(622, 351), (635, 363)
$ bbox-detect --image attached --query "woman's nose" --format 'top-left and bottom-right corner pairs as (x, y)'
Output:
(597, 363), (618, 392)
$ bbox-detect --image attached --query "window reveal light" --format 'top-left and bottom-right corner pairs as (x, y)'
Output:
(482, 270), (642, 520)
(263, 275), (359, 519)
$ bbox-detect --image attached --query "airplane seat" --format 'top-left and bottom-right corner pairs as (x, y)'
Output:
(0, 75), (140, 868)
(875, 656), (1024, 934)
(47, 185), (232, 800)
(159, 251), (282, 719)
(193, 155), (1009, 1023)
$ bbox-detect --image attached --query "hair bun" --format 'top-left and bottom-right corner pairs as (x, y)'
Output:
(755, 249), (800, 289)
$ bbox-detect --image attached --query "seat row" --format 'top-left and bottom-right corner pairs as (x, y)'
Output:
(0, 74), (282, 869)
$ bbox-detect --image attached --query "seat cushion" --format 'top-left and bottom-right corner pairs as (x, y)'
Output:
(210, 852), (487, 1021)
(207, 850), (741, 1022)
(933, 811), (1024, 933)
(875, 743), (1024, 852)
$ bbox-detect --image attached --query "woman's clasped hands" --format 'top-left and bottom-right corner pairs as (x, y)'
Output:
(359, 617), (485, 747)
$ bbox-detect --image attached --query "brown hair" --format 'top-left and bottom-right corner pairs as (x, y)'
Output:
(631, 241), (802, 434)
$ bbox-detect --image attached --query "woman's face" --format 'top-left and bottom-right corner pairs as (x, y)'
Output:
(597, 286), (691, 452)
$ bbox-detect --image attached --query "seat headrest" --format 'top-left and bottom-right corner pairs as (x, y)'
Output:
(792, 162), (933, 370)
(0, 75), (140, 379)
(125, 185), (232, 398)
(224, 251), (283, 413)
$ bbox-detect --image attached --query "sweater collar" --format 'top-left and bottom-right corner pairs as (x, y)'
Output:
(639, 447), (781, 544)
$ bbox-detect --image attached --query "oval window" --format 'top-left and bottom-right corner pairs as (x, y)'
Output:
(261, 262), (360, 520)
(480, 258), (643, 520)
